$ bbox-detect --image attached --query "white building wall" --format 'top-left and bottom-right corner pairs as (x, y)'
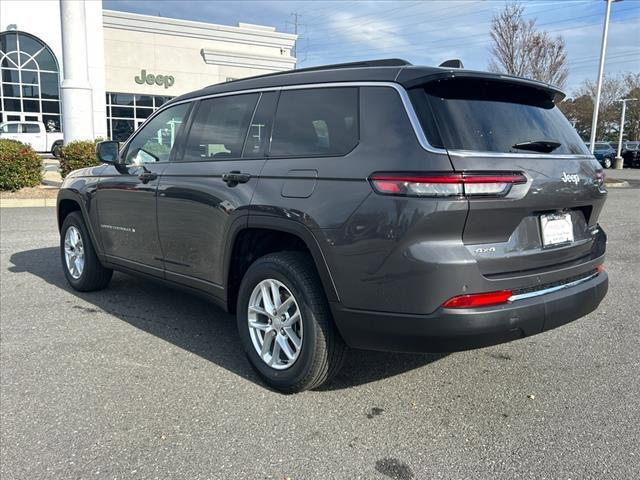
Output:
(102, 11), (297, 97)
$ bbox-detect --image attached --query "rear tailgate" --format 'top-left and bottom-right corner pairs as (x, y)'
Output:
(408, 74), (607, 277)
(449, 152), (605, 276)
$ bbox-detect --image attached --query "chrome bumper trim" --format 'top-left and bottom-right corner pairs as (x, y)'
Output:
(508, 272), (600, 302)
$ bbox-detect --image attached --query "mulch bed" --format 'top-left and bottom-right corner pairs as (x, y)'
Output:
(0, 186), (59, 199)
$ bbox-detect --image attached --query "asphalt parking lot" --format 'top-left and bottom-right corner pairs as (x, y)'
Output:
(1, 174), (639, 479)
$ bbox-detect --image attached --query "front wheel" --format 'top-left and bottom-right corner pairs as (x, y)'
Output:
(237, 252), (346, 393)
(60, 212), (113, 291)
(603, 157), (612, 169)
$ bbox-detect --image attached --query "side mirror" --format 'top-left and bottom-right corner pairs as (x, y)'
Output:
(96, 141), (121, 164)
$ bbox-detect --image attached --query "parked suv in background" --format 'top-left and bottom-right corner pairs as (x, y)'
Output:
(622, 141), (640, 167)
(588, 142), (616, 168)
(57, 59), (608, 392)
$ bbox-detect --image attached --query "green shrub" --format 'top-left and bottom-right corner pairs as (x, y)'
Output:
(59, 140), (101, 178)
(0, 139), (42, 191)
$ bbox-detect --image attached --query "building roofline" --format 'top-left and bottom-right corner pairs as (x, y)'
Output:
(102, 9), (297, 48)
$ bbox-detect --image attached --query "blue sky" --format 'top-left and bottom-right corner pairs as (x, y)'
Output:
(103, 0), (640, 94)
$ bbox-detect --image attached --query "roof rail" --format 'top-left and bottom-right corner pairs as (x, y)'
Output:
(287, 58), (412, 74)
(219, 58), (412, 87)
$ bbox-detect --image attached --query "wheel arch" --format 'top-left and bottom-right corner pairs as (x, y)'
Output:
(224, 216), (339, 313)
(57, 190), (102, 256)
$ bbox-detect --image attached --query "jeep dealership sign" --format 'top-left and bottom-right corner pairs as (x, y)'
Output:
(134, 69), (175, 89)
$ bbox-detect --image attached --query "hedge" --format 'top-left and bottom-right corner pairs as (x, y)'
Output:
(59, 139), (102, 178)
(0, 139), (42, 191)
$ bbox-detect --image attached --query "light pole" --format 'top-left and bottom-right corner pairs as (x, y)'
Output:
(588, 0), (620, 153)
(615, 98), (638, 169)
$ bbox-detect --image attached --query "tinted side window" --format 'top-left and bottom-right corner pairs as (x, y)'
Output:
(124, 103), (189, 164)
(22, 123), (41, 133)
(1, 124), (19, 133)
(243, 91), (278, 158)
(183, 93), (258, 161)
(270, 88), (358, 157)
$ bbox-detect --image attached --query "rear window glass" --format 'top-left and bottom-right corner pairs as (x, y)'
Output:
(412, 78), (589, 155)
(270, 88), (358, 157)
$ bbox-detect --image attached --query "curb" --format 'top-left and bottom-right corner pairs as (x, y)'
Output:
(0, 198), (57, 208)
(605, 180), (630, 188)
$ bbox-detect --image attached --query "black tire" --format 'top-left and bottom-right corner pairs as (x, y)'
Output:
(51, 142), (62, 158)
(603, 156), (612, 169)
(60, 211), (113, 291)
(237, 251), (346, 393)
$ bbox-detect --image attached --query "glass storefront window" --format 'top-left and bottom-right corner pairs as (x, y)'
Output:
(111, 106), (134, 118)
(0, 31), (61, 130)
(2, 83), (20, 97)
(111, 93), (134, 106)
(135, 95), (153, 107)
(106, 92), (174, 142)
(1, 69), (20, 82)
(19, 70), (38, 84)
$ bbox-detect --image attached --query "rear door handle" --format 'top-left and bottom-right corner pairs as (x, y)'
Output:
(138, 171), (158, 183)
(222, 171), (251, 187)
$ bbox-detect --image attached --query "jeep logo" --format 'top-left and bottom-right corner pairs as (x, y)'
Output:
(561, 172), (580, 185)
(134, 69), (175, 89)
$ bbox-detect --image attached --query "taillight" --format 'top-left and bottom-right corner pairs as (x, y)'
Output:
(595, 170), (606, 191)
(441, 290), (513, 309)
(369, 172), (527, 198)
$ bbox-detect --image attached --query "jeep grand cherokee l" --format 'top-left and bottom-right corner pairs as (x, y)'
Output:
(57, 59), (608, 393)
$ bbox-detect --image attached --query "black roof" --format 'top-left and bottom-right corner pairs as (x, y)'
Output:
(169, 58), (565, 105)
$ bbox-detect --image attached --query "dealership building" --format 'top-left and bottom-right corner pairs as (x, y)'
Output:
(0, 0), (297, 141)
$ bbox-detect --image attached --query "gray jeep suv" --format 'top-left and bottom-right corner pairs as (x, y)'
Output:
(57, 59), (608, 392)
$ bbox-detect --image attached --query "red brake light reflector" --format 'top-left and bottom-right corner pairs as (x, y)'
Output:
(442, 290), (513, 309)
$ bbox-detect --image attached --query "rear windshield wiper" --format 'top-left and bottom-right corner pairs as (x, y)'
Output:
(512, 140), (562, 153)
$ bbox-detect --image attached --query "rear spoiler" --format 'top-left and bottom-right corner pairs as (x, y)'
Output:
(396, 69), (566, 103)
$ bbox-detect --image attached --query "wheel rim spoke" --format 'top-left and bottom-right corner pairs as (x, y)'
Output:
(269, 280), (281, 309)
(276, 296), (295, 316)
(283, 310), (300, 327)
(276, 334), (295, 360)
(270, 340), (282, 366)
(260, 284), (275, 314)
(249, 305), (270, 318)
(249, 320), (270, 331)
(283, 327), (302, 350)
(261, 329), (276, 358)
(248, 278), (303, 370)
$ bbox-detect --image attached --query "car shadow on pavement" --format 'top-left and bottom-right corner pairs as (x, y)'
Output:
(8, 247), (447, 392)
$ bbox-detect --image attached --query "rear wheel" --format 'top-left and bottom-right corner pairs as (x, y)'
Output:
(237, 252), (346, 393)
(51, 142), (62, 158)
(60, 212), (112, 291)
(603, 156), (612, 169)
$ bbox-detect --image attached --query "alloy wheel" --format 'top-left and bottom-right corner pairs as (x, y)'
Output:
(64, 226), (85, 279)
(247, 279), (303, 370)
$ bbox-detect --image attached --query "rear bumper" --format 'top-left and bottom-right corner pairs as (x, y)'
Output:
(331, 271), (608, 353)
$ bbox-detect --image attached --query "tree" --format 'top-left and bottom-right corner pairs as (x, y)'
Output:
(559, 73), (640, 142)
(489, 2), (568, 88)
